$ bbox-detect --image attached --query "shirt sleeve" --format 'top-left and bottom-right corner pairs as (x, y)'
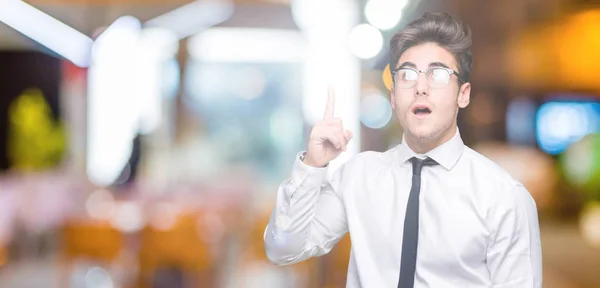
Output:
(486, 183), (543, 288)
(264, 152), (349, 265)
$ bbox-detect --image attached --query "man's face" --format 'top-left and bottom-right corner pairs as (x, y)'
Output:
(390, 42), (470, 145)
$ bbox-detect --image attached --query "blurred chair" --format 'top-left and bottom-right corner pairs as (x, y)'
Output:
(321, 234), (351, 288)
(0, 244), (7, 269)
(60, 219), (125, 287)
(236, 208), (319, 288)
(137, 210), (217, 288)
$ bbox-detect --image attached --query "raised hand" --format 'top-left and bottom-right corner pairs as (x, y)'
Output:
(304, 86), (353, 167)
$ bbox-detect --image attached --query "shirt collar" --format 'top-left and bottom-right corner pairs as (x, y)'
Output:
(396, 128), (464, 170)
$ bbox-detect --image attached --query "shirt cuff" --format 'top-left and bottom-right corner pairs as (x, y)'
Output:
(289, 151), (328, 194)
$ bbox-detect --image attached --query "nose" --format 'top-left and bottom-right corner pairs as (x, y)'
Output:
(415, 71), (428, 97)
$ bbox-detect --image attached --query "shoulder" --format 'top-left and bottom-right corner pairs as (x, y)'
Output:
(461, 146), (536, 212)
(461, 145), (518, 187)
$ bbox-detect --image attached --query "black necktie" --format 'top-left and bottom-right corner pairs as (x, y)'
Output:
(398, 157), (437, 288)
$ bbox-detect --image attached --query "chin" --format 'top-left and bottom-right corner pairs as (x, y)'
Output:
(416, 133), (438, 142)
(407, 127), (438, 142)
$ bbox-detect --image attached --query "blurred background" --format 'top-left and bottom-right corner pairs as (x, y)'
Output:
(0, 0), (599, 287)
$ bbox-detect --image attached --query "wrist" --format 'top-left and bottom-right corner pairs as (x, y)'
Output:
(302, 152), (327, 168)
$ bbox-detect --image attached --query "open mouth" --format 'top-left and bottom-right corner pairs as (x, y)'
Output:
(413, 106), (432, 115)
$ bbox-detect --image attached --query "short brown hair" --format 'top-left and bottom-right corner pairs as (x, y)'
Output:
(390, 12), (472, 83)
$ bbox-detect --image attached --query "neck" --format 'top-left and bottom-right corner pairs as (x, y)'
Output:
(404, 123), (457, 154)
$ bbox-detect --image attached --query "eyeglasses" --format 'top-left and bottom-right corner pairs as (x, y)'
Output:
(391, 67), (462, 89)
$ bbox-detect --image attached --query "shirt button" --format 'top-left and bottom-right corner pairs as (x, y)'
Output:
(297, 170), (306, 178)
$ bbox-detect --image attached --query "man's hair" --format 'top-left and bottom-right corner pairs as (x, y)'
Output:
(390, 12), (472, 83)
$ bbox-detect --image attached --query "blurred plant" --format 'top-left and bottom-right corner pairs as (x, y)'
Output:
(560, 133), (600, 201)
(7, 88), (66, 171)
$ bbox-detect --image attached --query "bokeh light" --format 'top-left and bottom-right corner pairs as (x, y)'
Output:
(150, 202), (181, 231)
(85, 266), (114, 288)
(560, 134), (600, 197)
(291, 0), (355, 33)
(364, 0), (407, 30)
(85, 189), (116, 220)
(580, 202), (600, 248)
(348, 24), (383, 59)
(110, 202), (144, 233)
(360, 92), (392, 129)
(536, 101), (600, 155)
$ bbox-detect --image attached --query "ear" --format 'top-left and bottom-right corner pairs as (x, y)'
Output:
(457, 82), (471, 108)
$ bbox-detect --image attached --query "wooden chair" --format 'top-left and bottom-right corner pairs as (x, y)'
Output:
(137, 210), (218, 288)
(321, 234), (351, 287)
(60, 219), (125, 287)
(238, 209), (319, 288)
(0, 243), (7, 269)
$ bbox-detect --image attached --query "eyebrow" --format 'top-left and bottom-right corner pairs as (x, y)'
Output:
(398, 62), (417, 69)
(397, 61), (452, 69)
(429, 61), (451, 69)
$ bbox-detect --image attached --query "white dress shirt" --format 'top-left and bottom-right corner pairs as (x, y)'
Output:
(264, 129), (542, 288)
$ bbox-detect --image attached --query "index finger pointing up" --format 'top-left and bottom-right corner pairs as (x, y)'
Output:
(324, 85), (335, 119)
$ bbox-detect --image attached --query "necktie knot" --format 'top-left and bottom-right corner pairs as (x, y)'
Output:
(410, 157), (437, 176)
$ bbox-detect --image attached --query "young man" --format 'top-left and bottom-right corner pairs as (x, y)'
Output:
(264, 12), (542, 288)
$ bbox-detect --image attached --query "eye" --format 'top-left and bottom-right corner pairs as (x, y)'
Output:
(401, 69), (418, 81)
(430, 68), (450, 82)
